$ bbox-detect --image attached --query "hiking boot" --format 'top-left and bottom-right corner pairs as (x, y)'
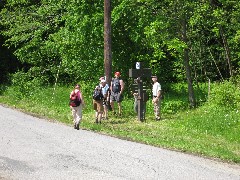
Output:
(74, 124), (77, 129)
(156, 117), (161, 121)
(76, 123), (80, 130)
(95, 118), (98, 124)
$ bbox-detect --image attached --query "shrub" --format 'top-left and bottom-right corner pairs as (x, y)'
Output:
(8, 71), (44, 99)
(208, 80), (240, 109)
(163, 100), (188, 113)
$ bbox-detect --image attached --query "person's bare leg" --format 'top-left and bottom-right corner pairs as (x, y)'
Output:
(118, 102), (122, 115)
(110, 101), (115, 114)
(98, 112), (103, 123)
(102, 108), (105, 119)
(104, 106), (108, 119)
(95, 111), (98, 123)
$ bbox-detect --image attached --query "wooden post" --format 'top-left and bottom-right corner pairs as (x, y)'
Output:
(129, 62), (151, 121)
(137, 78), (145, 121)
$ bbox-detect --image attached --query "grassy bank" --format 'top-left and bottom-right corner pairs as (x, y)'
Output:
(0, 83), (239, 164)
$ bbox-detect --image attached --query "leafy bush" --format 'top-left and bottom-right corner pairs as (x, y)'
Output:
(9, 71), (44, 99)
(163, 100), (188, 113)
(208, 80), (240, 109)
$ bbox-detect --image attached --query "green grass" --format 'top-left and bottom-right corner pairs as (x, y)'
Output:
(0, 85), (239, 164)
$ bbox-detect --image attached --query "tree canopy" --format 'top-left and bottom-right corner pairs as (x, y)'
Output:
(1, 0), (240, 106)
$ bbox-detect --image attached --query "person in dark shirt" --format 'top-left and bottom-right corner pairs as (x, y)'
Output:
(110, 72), (124, 116)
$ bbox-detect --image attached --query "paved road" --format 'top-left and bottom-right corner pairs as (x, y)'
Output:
(0, 105), (240, 180)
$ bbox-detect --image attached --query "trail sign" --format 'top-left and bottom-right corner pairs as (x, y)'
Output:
(129, 68), (151, 78)
(129, 62), (152, 121)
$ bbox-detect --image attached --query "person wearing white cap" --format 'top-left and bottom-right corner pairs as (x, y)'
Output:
(100, 78), (110, 119)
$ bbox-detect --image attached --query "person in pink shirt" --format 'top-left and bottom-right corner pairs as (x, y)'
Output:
(69, 84), (85, 130)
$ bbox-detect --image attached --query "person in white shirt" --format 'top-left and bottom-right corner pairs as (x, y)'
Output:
(152, 76), (162, 120)
(99, 78), (110, 119)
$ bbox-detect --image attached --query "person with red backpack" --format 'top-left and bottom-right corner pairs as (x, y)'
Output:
(69, 84), (85, 130)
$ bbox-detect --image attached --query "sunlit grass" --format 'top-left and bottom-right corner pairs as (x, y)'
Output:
(0, 84), (239, 164)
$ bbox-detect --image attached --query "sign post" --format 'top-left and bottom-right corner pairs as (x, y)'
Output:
(129, 62), (151, 121)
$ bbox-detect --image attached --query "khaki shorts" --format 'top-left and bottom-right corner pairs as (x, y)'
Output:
(93, 99), (104, 112)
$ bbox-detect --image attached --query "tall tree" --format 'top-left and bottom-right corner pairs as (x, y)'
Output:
(104, 0), (112, 84)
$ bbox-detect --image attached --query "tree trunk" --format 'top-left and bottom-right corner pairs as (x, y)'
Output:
(182, 18), (196, 108)
(104, 0), (112, 85)
(219, 26), (232, 77)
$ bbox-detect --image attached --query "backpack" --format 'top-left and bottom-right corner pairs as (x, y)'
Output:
(93, 86), (104, 100)
(112, 78), (121, 93)
(69, 91), (81, 107)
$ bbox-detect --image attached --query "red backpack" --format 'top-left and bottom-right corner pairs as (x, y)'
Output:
(69, 91), (81, 107)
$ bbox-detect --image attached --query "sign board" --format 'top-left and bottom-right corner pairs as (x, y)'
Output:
(131, 84), (147, 93)
(136, 62), (140, 69)
(129, 68), (152, 78)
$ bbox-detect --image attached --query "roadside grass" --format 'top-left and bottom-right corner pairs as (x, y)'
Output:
(0, 84), (239, 164)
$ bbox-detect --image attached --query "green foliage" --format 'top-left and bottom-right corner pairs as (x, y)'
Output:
(175, 106), (240, 146)
(1, 0), (240, 109)
(0, 0), (106, 84)
(163, 100), (188, 113)
(9, 71), (45, 99)
(208, 81), (240, 109)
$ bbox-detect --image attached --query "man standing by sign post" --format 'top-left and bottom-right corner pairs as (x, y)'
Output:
(151, 75), (162, 120)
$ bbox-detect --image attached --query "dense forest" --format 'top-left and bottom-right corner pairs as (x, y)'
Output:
(1, 0), (240, 107)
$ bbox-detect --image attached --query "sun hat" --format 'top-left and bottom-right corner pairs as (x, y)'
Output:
(99, 77), (105, 80)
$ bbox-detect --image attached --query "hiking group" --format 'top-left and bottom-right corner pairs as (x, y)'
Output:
(69, 71), (162, 130)
(92, 71), (124, 124)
